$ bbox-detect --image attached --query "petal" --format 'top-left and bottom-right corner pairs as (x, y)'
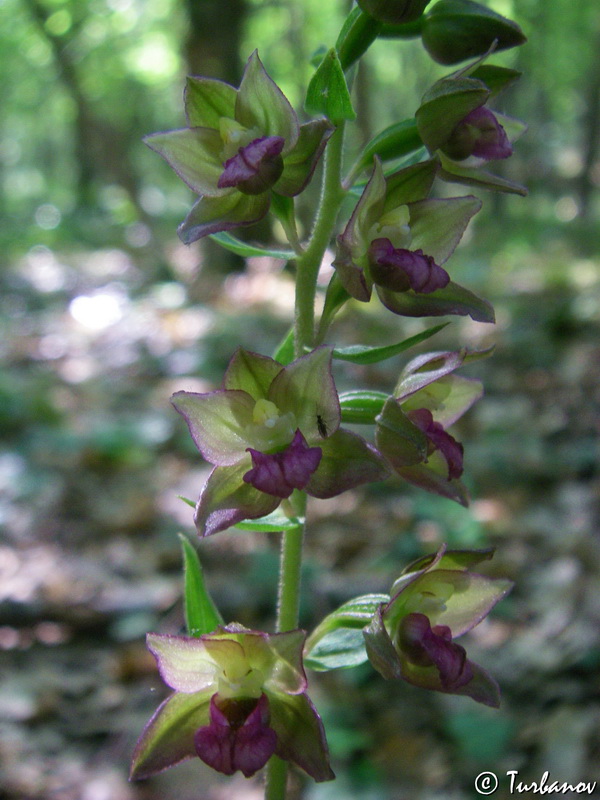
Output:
(394, 349), (466, 400)
(382, 159), (439, 210)
(194, 694), (277, 778)
(306, 429), (391, 498)
(184, 75), (237, 128)
(244, 430), (322, 498)
(147, 633), (219, 693)
(130, 690), (212, 779)
(223, 348), (283, 397)
(377, 281), (495, 323)
(236, 51), (299, 151)
(267, 692), (335, 782)
(408, 196), (481, 265)
(399, 613), (473, 690)
(195, 464), (280, 537)
(178, 191), (271, 244)
(369, 240), (450, 294)
(144, 127), (227, 196)
(438, 155), (528, 196)
(218, 136), (285, 194)
(268, 347), (340, 440)
(172, 389), (254, 466)
(275, 119), (334, 197)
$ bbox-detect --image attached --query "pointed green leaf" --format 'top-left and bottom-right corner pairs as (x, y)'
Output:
(305, 48), (356, 123)
(210, 231), (295, 260)
(178, 534), (223, 637)
(358, 119), (424, 170)
(332, 323), (448, 365)
(272, 326), (296, 366)
(304, 593), (389, 671)
(235, 512), (304, 532)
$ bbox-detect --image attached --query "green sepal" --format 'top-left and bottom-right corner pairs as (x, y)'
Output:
(304, 594), (389, 670)
(130, 690), (213, 780)
(305, 48), (356, 123)
(179, 191), (271, 244)
(236, 51), (299, 152)
(339, 390), (388, 424)
(382, 158), (439, 207)
(272, 326), (296, 366)
(335, 7), (382, 71)
(235, 512), (305, 532)
(398, 546), (495, 578)
(401, 373), (483, 428)
(144, 127), (226, 197)
(223, 348), (283, 399)
(375, 397), (429, 466)
(184, 75), (237, 128)
(406, 195), (481, 264)
(331, 323), (448, 365)
(438, 151), (528, 196)
(394, 454), (470, 505)
(210, 231), (295, 261)
(377, 281), (495, 323)
(421, 0), (527, 66)
(469, 65), (522, 98)
(416, 76), (489, 153)
(178, 533), (223, 637)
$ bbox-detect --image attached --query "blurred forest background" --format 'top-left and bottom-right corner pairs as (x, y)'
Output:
(1, 0), (599, 798)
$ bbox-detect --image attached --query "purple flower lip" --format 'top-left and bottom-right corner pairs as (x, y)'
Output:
(369, 238), (450, 294)
(194, 693), (277, 778)
(218, 135), (285, 195)
(398, 612), (473, 691)
(407, 407), (464, 480)
(243, 429), (323, 498)
(443, 107), (513, 162)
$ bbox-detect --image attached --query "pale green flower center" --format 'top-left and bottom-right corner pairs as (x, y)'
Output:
(404, 581), (455, 620)
(219, 118), (262, 161)
(217, 663), (265, 699)
(367, 205), (412, 251)
(246, 398), (297, 451)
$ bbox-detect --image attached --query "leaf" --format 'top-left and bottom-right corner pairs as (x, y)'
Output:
(272, 326), (295, 366)
(304, 593), (389, 671)
(305, 48), (356, 123)
(339, 390), (388, 424)
(331, 323), (448, 365)
(235, 511), (304, 532)
(178, 533), (223, 636)
(210, 231), (295, 260)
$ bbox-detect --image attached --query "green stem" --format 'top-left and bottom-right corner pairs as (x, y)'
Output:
(294, 123), (347, 356)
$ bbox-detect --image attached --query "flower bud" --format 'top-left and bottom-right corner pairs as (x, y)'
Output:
(358, 0), (432, 25)
(421, 0), (526, 65)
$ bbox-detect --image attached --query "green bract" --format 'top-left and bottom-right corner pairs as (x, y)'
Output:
(172, 347), (390, 536)
(144, 51), (333, 243)
(364, 546), (513, 706)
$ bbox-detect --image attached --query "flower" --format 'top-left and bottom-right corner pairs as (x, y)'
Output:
(173, 347), (390, 536)
(375, 348), (484, 505)
(415, 62), (527, 195)
(364, 546), (513, 706)
(130, 624), (334, 781)
(144, 51), (333, 243)
(334, 158), (493, 322)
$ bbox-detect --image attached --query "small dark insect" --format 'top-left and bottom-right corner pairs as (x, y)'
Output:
(316, 414), (328, 438)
